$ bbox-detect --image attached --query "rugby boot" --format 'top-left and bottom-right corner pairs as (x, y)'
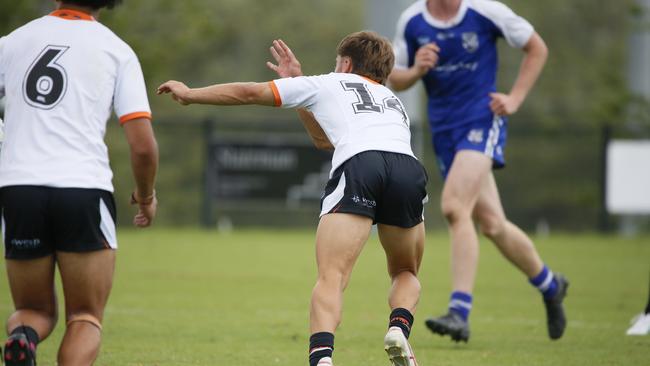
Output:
(545, 273), (569, 340)
(4, 332), (36, 366)
(384, 326), (418, 366)
(425, 311), (470, 343)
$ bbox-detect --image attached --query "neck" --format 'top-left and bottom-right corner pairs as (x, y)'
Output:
(57, 3), (100, 19)
(427, 0), (462, 21)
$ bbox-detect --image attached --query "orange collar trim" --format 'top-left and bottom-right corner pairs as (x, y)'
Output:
(361, 76), (380, 85)
(50, 9), (95, 21)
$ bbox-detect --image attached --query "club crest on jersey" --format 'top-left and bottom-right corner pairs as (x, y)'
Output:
(462, 32), (479, 53)
(467, 129), (484, 144)
(417, 36), (431, 46)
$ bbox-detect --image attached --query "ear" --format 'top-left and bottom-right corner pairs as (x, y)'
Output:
(341, 56), (354, 73)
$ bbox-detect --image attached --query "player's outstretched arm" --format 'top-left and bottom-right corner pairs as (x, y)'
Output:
(490, 32), (548, 116)
(123, 118), (159, 228)
(157, 80), (276, 106)
(266, 40), (334, 151)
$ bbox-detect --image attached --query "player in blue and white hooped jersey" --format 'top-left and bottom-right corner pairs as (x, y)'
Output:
(390, 0), (568, 342)
(159, 32), (427, 366)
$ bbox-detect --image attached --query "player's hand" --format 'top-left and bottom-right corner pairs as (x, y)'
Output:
(157, 80), (192, 105)
(131, 191), (157, 228)
(266, 39), (303, 78)
(413, 43), (440, 76)
(489, 92), (522, 116)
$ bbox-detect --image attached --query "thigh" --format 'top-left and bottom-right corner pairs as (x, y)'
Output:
(378, 222), (425, 276)
(315, 213), (372, 277)
(473, 172), (506, 224)
(442, 150), (493, 210)
(1, 186), (54, 259)
(6, 256), (57, 313)
(57, 250), (116, 321)
(50, 188), (118, 252)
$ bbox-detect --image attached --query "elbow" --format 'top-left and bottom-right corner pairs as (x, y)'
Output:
(314, 139), (334, 151)
(242, 83), (265, 105)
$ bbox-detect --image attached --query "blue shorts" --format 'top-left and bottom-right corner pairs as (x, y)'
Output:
(432, 115), (507, 179)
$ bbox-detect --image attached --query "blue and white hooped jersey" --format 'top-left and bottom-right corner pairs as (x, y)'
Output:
(393, 0), (534, 133)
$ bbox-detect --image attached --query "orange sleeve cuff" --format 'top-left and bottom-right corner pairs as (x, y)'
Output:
(268, 81), (282, 107)
(119, 112), (152, 125)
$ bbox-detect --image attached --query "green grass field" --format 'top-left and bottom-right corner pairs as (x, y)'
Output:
(0, 229), (648, 365)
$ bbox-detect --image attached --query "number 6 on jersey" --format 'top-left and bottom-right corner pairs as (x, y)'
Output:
(23, 45), (69, 109)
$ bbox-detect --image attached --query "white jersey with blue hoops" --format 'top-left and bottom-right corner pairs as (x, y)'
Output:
(0, 9), (151, 192)
(270, 73), (416, 176)
(393, 0), (534, 133)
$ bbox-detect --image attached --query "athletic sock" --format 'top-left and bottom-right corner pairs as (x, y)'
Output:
(448, 291), (472, 321)
(309, 332), (334, 366)
(389, 308), (414, 339)
(529, 265), (559, 300)
(11, 325), (39, 348)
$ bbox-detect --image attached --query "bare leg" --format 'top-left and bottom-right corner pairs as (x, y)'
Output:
(56, 249), (115, 366)
(473, 173), (543, 277)
(310, 213), (372, 334)
(440, 150), (492, 294)
(6, 256), (58, 341)
(378, 223), (425, 313)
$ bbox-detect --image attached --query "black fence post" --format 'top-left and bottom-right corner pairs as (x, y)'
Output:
(202, 119), (215, 228)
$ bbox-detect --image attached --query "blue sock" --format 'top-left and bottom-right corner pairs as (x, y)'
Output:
(448, 291), (472, 321)
(529, 265), (559, 300)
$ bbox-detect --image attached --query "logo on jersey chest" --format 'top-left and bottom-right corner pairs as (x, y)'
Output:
(461, 32), (479, 53)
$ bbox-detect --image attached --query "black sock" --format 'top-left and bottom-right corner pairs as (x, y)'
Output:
(309, 332), (334, 366)
(389, 308), (414, 339)
(11, 325), (40, 347)
(645, 297), (650, 315)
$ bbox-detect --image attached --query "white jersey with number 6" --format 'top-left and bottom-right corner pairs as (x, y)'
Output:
(0, 9), (151, 192)
(270, 73), (416, 176)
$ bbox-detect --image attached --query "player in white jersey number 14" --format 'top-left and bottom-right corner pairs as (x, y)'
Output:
(159, 31), (428, 366)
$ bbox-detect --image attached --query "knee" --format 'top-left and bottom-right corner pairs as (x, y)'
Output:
(317, 269), (349, 290)
(441, 197), (471, 225)
(66, 313), (103, 332)
(477, 213), (506, 240)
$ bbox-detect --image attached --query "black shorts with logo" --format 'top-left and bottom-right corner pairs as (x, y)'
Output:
(0, 186), (117, 260)
(320, 150), (429, 228)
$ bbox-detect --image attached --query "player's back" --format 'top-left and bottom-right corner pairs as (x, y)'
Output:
(273, 72), (415, 175)
(0, 10), (150, 192)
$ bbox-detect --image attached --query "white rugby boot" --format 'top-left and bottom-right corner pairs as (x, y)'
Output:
(626, 313), (650, 335)
(384, 326), (418, 366)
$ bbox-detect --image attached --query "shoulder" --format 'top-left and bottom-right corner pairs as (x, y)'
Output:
(94, 22), (138, 60)
(2, 16), (48, 43)
(396, 0), (427, 33)
(466, 0), (522, 22)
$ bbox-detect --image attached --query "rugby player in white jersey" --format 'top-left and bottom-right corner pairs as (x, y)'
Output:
(0, 1), (158, 365)
(159, 31), (427, 366)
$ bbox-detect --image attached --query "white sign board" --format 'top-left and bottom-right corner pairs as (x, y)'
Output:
(606, 140), (650, 214)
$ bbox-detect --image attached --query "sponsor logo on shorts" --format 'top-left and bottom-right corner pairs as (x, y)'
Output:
(11, 238), (42, 249)
(468, 129), (484, 144)
(351, 195), (376, 208)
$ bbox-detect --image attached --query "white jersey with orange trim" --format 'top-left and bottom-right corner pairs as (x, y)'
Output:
(0, 9), (151, 192)
(271, 73), (416, 176)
